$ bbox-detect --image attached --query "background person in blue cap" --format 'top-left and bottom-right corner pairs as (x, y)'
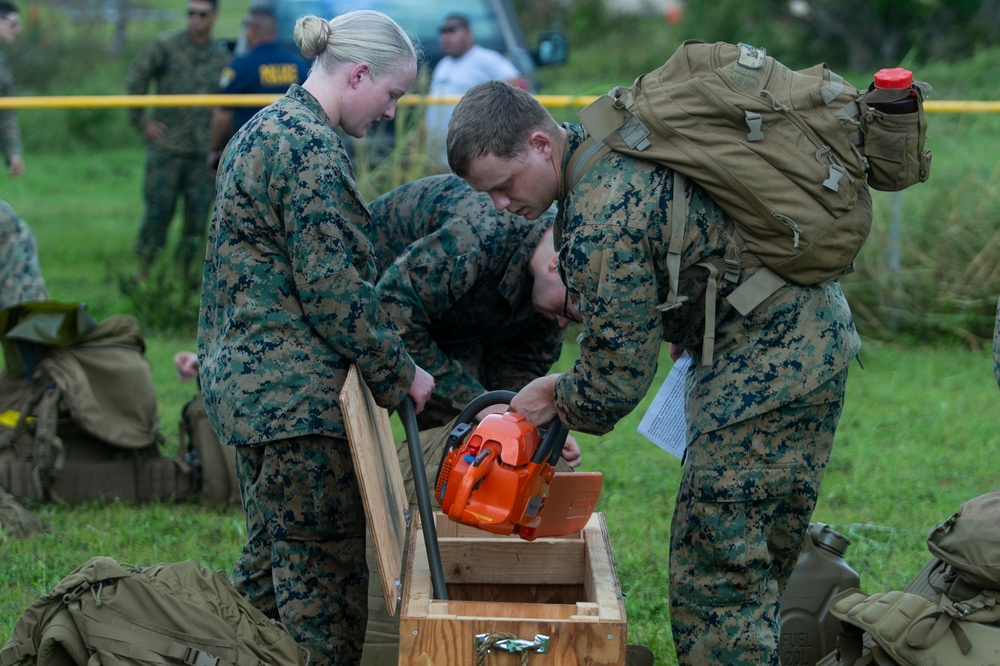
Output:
(207, 6), (308, 172)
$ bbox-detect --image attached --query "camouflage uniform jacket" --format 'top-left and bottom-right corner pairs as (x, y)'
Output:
(197, 84), (416, 447)
(554, 123), (861, 437)
(374, 175), (563, 413)
(125, 28), (228, 154)
(0, 50), (21, 163)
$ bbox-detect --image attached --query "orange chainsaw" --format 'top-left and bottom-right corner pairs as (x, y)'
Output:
(435, 391), (603, 541)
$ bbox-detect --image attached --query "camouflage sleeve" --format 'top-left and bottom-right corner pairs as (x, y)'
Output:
(377, 234), (488, 407)
(292, 171), (415, 408)
(554, 221), (663, 435)
(0, 108), (19, 161)
(125, 37), (164, 131)
(0, 201), (47, 309)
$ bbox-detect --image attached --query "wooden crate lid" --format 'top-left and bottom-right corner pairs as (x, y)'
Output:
(340, 364), (409, 617)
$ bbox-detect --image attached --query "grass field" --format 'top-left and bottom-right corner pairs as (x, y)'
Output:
(1, 149), (998, 663)
(1, 9), (999, 663)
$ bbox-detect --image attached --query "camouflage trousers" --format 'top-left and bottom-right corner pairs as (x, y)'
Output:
(232, 435), (368, 666)
(0, 200), (47, 310)
(669, 369), (848, 666)
(134, 147), (214, 273)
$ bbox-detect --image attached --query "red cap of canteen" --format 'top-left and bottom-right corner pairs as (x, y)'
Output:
(874, 68), (913, 90)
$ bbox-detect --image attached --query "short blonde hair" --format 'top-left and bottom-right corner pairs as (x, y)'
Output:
(294, 10), (417, 77)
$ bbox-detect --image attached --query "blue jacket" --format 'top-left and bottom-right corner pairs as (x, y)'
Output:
(218, 41), (309, 133)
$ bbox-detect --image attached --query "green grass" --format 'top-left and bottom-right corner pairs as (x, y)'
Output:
(1, 8), (1000, 664)
(2, 97), (1000, 666)
(3, 336), (998, 664)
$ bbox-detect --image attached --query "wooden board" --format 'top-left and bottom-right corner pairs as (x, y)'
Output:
(340, 364), (408, 617)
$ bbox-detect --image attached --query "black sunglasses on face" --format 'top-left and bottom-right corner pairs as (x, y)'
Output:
(188, 9), (212, 17)
(439, 24), (463, 34)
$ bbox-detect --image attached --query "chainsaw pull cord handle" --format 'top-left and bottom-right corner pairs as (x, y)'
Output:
(401, 396), (448, 601)
(448, 446), (500, 521)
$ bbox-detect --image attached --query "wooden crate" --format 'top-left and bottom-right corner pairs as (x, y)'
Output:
(398, 511), (627, 665)
(339, 366), (628, 665)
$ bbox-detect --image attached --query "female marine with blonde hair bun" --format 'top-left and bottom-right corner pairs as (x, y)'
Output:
(197, 10), (433, 666)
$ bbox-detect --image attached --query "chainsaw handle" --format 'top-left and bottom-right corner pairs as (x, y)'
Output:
(452, 391), (518, 430)
(448, 447), (499, 522)
(440, 390), (567, 470)
(532, 418), (568, 466)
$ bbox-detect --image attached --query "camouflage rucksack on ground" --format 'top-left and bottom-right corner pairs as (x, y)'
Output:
(0, 302), (194, 507)
(0, 556), (310, 665)
(828, 489), (1000, 665)
(179, 390), (241, 510)
(0, 303), (239, 536)
(566, 40), (931, 362)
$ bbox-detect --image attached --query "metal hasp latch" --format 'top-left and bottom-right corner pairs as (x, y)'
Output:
(475, 632), (550, 654)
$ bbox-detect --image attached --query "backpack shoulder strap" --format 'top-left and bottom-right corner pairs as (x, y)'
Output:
(565, 133), (613, 194)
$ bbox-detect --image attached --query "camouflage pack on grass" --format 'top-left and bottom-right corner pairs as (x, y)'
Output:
(568, 40), (931, 327)
(0, 303), (233, 527)
(0, 303), (192, 508)
(0, 556), (309, 665)
(178, 390), (241, 510)
(828, 489), (1000, 665)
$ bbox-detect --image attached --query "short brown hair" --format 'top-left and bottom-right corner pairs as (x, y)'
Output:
(446, 80), (559, 177)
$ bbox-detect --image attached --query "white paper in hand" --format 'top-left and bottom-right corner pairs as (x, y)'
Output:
(636, 351), (690, 459)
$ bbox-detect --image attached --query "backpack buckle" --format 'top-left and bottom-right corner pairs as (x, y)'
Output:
(184, 648), (220, 666)
(950, 601), (973, 619)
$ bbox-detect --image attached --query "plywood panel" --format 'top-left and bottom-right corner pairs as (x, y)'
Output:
(341, 364), (408, 616)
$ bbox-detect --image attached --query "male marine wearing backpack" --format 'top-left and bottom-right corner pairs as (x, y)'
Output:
(447, 80), (861, 666)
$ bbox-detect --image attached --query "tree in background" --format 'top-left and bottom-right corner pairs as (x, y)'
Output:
(518, 0), (1000, 75)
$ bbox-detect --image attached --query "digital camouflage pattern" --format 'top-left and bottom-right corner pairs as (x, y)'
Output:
(126, 29), (229, 153)
(0, 200), (47, 310)
(373, 174), (563, 428)
(198, 85), (417, 666)
(198, 84), (415, 448)
(127, 28), (228, 270)
(554, 123), (861, 665)
(232, 436), (367, 665)
(0, 50), (21, 167)
(670, 371), (847, 664)
(369, 173), (519, 273)
(134, 148), (216, 269)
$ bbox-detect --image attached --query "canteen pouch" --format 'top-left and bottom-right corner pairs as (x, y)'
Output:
(860, 82), (932, 192)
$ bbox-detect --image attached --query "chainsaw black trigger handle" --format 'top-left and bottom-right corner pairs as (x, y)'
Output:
(532, 418), (568, 466)
(452, 390), (518, 429)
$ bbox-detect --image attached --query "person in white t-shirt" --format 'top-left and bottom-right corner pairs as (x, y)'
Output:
(425, 13), (526, 167)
